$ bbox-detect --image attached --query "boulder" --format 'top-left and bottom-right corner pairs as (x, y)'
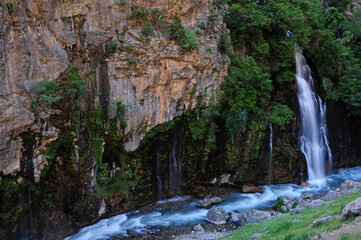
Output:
(339, 180), (361, 194)
(301, 181), (309, 187)
(242, 184), (263, 193)
(300, 193), (313, 199)
(220, 174), (231, 184)
(193, 224), (205, 232)
(196, 197), (223, 208)
(322, 190), (341, 201)
(206, 208), (229, 225)
(341, 197), (361, 220)
(310, 216), (333, 227)
(290, 205), (305, 214)
(309, 199), (325, 208)
(234, 209), (282, 225)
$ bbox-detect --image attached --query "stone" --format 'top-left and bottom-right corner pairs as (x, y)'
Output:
(220, 174), (231, 184)
(341, 197), (361, 220)
(301, 181), (309, 187)
(193, 224), (204, 232)
(290, 205), (304, 214)
(339, 180), (361, 194)
(281, 205), (288, 212)
(242, 184), (263, 193)
(250, 233), (262, 239)
(196, 197), (223, 208)
(236, 209), (282, 225)
(206, 208), (229, 225)
(309, 199), (326, 208)
(310, 216), (333, 227)
(231, 212), (240, 222)
(300, 193), (313, 199)
(322, 190), (341, 201)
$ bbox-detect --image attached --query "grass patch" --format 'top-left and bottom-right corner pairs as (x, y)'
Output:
(223, 190), (361, 240)
(340, 231), (361, 240)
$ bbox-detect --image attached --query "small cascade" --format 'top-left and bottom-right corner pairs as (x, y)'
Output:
(168, 125), (183, 196)
(268, 123), (273, 184)
(19, 187), (41, 240)
(156, 147), (166, 200)
(296, 51), (332, 186)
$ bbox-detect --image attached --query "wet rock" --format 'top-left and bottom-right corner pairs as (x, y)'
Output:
(242, 184), (263, 193)
(193, 224), (204, 232)
(206, 208), (229, 225)
(309, 199), (326, 208)
(322, 190), (341, 201)
(339, 180), (361, 194)
(220, 174), (231, 184)
(341, 197), (361, 220)
(196, 197), (223, 208)
(300, 193), (313, 199)
(250, 233), (262, 239)
(310, 216), (333, 227)
(231, 212), (240, 222)
(301, 181), (309, 187)
(235, 210), (282, 225)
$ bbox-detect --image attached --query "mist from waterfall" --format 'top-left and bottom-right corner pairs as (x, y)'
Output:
(295, 51), (332, 186)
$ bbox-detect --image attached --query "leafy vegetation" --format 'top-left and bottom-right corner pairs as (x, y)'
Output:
(32, 79), (62, 104)
(167, 15), (198, 51)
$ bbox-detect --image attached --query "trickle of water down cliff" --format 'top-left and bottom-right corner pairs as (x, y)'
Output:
(295, 51), (332, 186)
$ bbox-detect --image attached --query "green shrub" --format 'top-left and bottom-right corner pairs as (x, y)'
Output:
(219, 34), (230, 53)
(167, 15), (198, 51)
(33, 79), (62, 104)
(67, 66), (87, 99)
(141, 20), (155, 38)
(131, 9), (147, 22)
(269, 104), (294, 129)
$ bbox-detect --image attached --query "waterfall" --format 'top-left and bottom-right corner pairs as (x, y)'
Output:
(156, 147), (165, 200)
(296, 51), (332, 186)
(268, 123), (273, 184)
(168, 126), (183, 196)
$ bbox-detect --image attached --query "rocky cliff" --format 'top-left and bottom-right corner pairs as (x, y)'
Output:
(0, 0), (229, 177)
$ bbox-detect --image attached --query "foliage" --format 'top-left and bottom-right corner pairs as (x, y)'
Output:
(105, 40), (119, 57)
(0, 179), (20, 198)
(225, 109), (248, 136)
(219, 34), (230, 54)
(67, 66), (87, 99)
(141, 20), (155, 39)
(221, 54), (272, 119)
(131, 9), (147, 22)
(88, 100), (103, 166)
(97, 163), (110, 187)
(32, 79), (62, 104)
(140, 119), (176, 148)
(268, 104), (294, 129)
(167, 15), (198, 51)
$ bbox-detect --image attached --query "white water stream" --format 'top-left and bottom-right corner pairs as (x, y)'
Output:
(296, 51), (332, 186)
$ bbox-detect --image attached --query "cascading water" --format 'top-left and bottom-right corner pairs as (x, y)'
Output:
(156, 147), (165, 200)
(268, 123), (273, 184)
(168, 126), (183, 196)
(296, 51), (332, 186)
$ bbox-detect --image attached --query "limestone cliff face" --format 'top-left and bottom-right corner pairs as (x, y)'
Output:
(0, 0), (229, 176)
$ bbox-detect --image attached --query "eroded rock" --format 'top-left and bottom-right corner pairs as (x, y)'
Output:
(242, 184), (263, 193)
(206, 208), (229, 225)
(341, 197), (361, 220)
(339, 180), (361, 194)
(196, 197), (223, 208)
(310, 216), (333, 227)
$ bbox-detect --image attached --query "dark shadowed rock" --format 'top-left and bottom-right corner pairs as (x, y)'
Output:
(193, 224), (204, 232)
(206, 208), (229, 225)
(339, 180), (361, 194)
(341, 197), (361, 220)
(242, 184), (263, 193)
(196, 197), (223, 208)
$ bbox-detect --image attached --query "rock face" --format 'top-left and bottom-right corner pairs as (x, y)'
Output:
(310, 216), (333, 227)
(341, 197), (361, 220)
(206, 208), (229, 225)
(0, 0), (229, 174)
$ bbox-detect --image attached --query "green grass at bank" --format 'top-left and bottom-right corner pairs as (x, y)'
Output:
(340, 231), (361, 240)
(223, 190), (361, 240)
